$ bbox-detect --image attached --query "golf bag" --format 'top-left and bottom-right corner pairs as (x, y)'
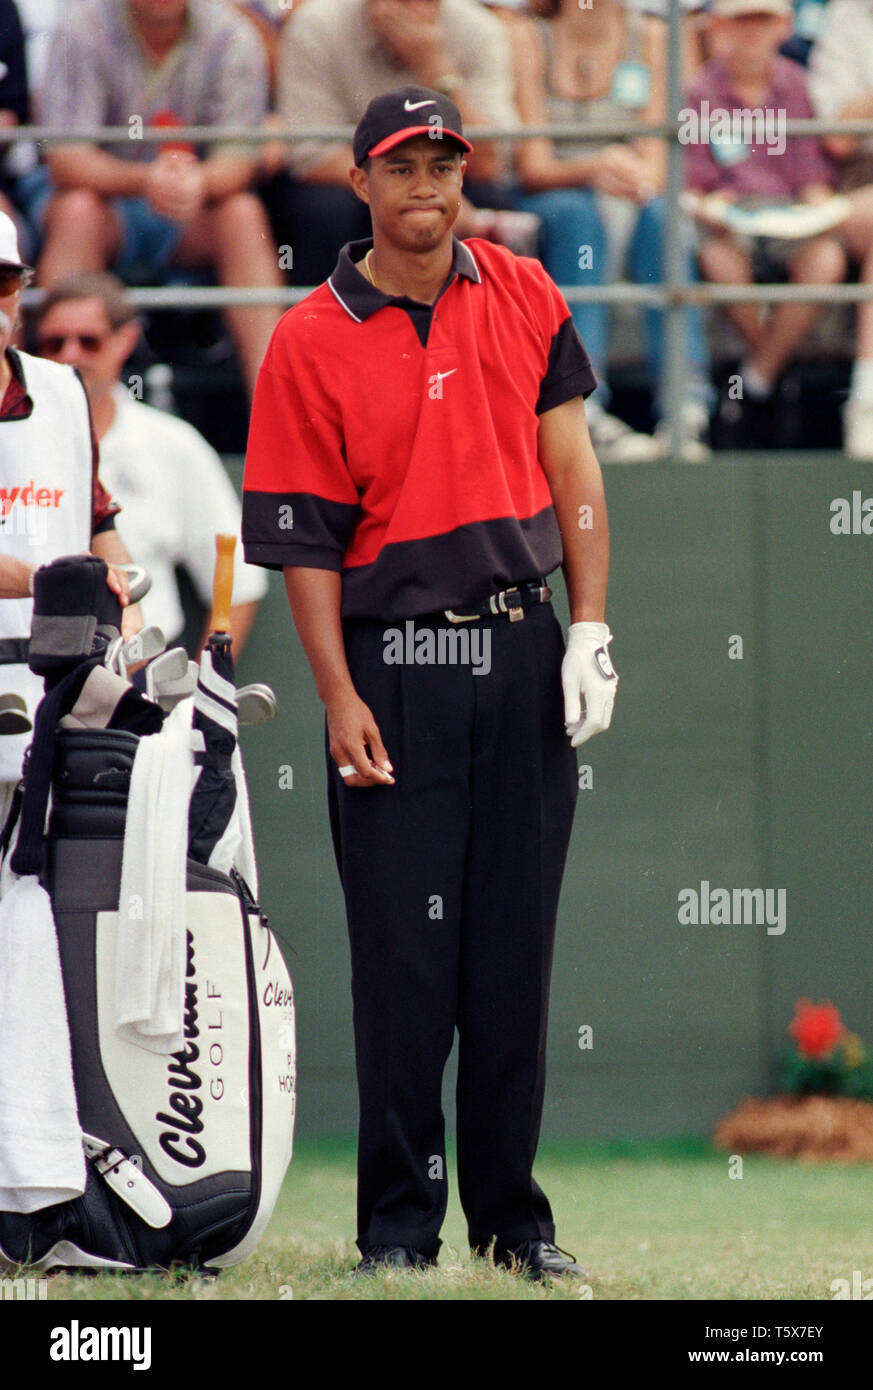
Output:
(0, 555), (296, 1272)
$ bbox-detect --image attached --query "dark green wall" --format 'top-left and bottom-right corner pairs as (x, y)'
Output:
(227, 454), (873, 1139)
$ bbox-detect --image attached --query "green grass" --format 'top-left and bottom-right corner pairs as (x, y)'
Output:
(38, 1137), (873, 1301)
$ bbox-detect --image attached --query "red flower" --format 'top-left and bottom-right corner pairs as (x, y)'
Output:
(789, 999), (846, 1058)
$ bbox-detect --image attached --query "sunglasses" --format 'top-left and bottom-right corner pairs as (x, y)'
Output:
(37, 332), (110, 355)
(0, 268), (27, 296)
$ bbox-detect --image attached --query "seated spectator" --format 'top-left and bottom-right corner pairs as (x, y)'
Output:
(809, 0), (873, 455)
(0, 0), (28, 227)
(687, 0), (846, 432)
(33, 273), (267, 656)
(506, 0), (713, 461)
(24, 0), (284, 400)
(264, 0), (523, 286)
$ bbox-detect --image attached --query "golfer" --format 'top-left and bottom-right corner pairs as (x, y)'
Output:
(242, 86), (618, 1279)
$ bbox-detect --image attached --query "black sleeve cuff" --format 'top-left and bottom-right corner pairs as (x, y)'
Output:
(537, 366), (598, 415)
(536, 318), (597, 414)
(242, 542), (345, 573)
(90, 515), (117, 537)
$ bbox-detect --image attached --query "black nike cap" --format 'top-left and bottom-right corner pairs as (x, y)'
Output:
(353, 85), (474, 167)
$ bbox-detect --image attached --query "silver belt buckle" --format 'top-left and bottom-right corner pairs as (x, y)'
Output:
(494, 586), (524, 622)
(444, 609), (479, 623)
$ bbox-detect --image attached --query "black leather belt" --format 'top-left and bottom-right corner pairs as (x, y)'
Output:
(445, 580), (552, 624)
(0, 638), (29, 665)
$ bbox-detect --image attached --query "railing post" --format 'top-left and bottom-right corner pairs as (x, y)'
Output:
(663, 0), (687, 460)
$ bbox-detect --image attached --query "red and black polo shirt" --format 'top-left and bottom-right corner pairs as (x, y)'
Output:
(242, 236), (596, 620)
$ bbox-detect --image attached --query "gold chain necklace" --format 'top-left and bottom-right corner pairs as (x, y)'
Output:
(363, 249), (378, 289)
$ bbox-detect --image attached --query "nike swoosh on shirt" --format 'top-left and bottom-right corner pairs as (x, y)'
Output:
(403, 99), (437, 111)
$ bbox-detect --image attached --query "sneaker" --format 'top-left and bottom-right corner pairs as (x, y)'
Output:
(494, 1239), (588, 1281)
(653, 401), (712, 462)
(353, 1245), (437, 1277)
(585, 400), (663, 463)
(843, 395), (873, 459)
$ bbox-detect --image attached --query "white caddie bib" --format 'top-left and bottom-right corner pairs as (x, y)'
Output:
(0, 351), (94, 783)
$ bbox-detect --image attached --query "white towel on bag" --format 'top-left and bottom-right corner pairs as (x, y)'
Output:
(114, 696), (196, 1055)
(0, 874), (86, 1212)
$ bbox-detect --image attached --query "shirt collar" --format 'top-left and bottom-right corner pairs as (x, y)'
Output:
(6, 346), (26, 386)
(327, 236), (482, 324)
(0, 347), (33, 421)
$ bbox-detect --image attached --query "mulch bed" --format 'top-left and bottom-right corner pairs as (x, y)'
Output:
(714, 1095), (873, 1162)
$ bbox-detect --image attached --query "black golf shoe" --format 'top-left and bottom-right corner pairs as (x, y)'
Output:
(494, 1239), (588, 1281)
(353, 1245), (438, 1277)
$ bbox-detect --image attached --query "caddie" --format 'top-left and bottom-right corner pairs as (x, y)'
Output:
(242, 86), (618, 1279)
(0, 212), (132, 828)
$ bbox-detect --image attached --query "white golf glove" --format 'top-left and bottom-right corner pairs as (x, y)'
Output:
(561, 622), (618, 747)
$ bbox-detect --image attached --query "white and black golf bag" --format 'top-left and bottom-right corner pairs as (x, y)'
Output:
(0, 555), (296, 1272)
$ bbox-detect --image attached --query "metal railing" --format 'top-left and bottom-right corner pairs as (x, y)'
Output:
(9, 1), (873, 455)
(6, 118), (873, 143)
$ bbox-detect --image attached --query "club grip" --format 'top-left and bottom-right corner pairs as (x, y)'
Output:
(211, 534), (236, 634)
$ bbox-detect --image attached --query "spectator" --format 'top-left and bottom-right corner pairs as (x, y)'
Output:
(506, 0), (713, 461)
(33, 273), (267, 657)
(265, 0), (521, 285)
(24, 0), (283, 400)
(687, 0), (845, 430)
(0, 0), (27, 225)
(809, 0), (873, 454)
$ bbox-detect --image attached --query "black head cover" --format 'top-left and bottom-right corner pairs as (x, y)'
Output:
(29, 554), (123, 679)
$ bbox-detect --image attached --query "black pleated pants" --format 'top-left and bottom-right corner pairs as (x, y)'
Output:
(326, 601), (578, 1257)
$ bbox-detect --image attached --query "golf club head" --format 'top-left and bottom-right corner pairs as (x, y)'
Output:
(144, 647), (190, 702)
(121, 625), (166, 672)
(117, 563), (152, 605)
(236, 683), (278, 726)
(151, 659), (199, 712)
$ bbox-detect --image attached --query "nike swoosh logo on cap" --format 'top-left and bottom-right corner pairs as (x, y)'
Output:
(403, 99), (437, 111)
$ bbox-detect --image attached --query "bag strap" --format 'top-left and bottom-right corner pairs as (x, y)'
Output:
(82, 1134), (172, 1230)
(9, 661), (100, 877)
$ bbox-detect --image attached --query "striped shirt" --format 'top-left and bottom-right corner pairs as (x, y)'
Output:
(37, 0), (268, 161)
